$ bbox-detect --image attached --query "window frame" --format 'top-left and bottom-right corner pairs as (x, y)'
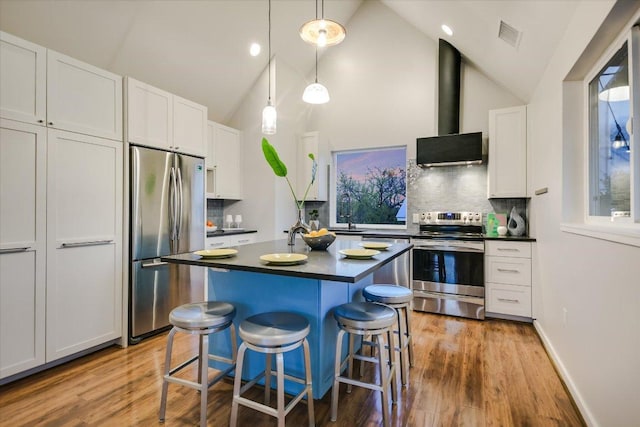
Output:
(329, 145), (408, 230)
(582, 26), (639, 227)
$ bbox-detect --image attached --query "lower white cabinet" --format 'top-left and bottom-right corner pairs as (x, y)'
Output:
(46, 129), (123, 361)
(485, 240), (532, 318)
(0, 119), (46, 379)
(205, 234), (255, 249)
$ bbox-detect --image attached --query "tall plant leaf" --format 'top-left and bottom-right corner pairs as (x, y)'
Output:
(262, 138), (288, 177)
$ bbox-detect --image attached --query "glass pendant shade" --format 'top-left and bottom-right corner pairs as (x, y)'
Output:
(262, 102), (277, 134)
(303, 82), (330, 104)
(299, 19), (345, 47)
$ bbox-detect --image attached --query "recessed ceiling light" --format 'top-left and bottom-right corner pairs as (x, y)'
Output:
(249, 43), (261, 57)
(441, 24), (453, 36)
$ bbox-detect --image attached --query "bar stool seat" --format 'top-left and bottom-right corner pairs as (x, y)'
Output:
(363, 284), (414, 387)
(331, 302), (398, 427)
(230, 312), (314, 427)
(159, 301), (237, 427)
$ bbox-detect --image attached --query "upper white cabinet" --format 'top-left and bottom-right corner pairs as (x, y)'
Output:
(46, 129), (123, 361)
(488, 105), (527, 198)
(0, 119), (46, 379)
(0, 32), (46, 125)
(296, 131), (327, 202)
(0, 31), (122, 141)
(126, 77), (207, 157)
(206, 120), (243, 199)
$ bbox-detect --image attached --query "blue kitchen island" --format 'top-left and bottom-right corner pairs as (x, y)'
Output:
(161, 238), (413, 399)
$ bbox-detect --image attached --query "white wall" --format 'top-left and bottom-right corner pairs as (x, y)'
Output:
(528, 1), (640, 425)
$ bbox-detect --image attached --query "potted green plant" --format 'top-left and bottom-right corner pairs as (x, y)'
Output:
(262, 138), (317, 244)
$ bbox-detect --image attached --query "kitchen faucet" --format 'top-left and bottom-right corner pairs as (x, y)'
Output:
(340, 192), (356, 230)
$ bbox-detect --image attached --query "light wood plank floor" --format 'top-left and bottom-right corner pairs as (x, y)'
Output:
(0, 312), (584, 426)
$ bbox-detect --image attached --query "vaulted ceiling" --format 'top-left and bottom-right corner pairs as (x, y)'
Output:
(0, 0), (580, 123)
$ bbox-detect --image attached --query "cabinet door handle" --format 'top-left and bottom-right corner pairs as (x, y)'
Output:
(497, 268), (520, 273)
(142, 261), (169, 268)
(497, 297), (520, 303)
(37, 119), (44, 124)
(48, 121), (54, 126)
(0, 247), (30, 254)
(61, 239), (113, 248)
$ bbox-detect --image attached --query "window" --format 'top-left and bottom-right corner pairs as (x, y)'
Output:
(330, 146), (407, 229)
(586, 27), (638, 226)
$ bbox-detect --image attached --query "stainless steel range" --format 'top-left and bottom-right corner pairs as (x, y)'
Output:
(411, 211), (485, 320)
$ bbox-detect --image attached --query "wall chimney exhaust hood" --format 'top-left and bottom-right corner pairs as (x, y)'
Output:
(416, 132), (483, 167)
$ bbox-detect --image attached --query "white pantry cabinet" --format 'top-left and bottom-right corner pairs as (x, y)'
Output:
(46, 129), (123, 361)
(296, 131), (327, 202)
(488, 105), (527, 198)
(0, 119), (46, 379)
(485, 240), (532, 319)
(206, 121), (243, 199)
(0, 31), (123, 141)
(126, 77), (207, 157)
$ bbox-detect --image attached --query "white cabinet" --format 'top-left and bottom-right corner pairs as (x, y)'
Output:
(0, 31), (46, 125)
(296, 131), (327, 202)
(205, 234), (255, 249)
(206, 121), (243, 199)
(0, 32), (122, 141)
(46, 129), (123, 361)
(488, 105), (527, 198)
(126, 77), (206, 157)
(485, 240), (532, 318)
(0, 119), (46, 379)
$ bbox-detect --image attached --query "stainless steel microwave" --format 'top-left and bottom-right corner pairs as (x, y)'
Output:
(416, 132), (482, 167)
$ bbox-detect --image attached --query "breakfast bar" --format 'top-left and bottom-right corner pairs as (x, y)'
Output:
(161, 238), (413, 399)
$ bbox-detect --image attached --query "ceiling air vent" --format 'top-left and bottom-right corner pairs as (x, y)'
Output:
(498, 20), (522, 48)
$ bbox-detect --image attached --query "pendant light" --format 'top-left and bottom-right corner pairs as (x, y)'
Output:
(299, 0), (345, 48)
(262, 0), (276, 135)
(303, 47), (330, 104)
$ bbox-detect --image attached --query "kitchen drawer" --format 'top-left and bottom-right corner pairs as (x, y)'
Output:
(486, 283), (531, 317)
(485, 241), (531, 258)
(206, 234), (255, 249)
(486, 256), (531, 286)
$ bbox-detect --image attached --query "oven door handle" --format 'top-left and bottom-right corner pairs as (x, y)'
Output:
(413, 244), (484, 253)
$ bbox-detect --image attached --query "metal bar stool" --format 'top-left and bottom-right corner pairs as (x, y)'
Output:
(331, 302), (398, 427)
(363, 284), (414, 386)
(159, 301), (237, 427)
(230, 311), (314, 427)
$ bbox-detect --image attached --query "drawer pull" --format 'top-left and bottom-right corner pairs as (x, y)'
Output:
(61, 239), (113, 248)
(237, 239), (249, 243)
(208, 242), (224, 248)
(0, 247), (30, 254)
(497, 297), (520, 303)
(497, 248), (519, 252)
(497, 268), (520, 273)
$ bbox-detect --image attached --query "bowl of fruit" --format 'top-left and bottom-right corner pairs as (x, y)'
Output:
(206, 220), (217, 232)
(302, 228), (336, 250)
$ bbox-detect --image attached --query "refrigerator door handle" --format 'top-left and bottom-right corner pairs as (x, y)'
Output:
(176, 166), (183, 240)
(169, 167), (178, 241)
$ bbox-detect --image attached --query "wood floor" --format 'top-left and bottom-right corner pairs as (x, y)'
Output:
(0, 312), (584, 427)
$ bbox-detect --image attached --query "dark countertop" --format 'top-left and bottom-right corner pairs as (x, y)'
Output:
(161, 238), (413, 283)
(327, 228), (536, 242)
(206, 229), (257, 238)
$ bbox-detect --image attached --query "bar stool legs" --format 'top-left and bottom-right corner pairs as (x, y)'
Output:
(158, 302), (237, 427)
(230, 312), (314, 427)
(331, 302), (398, 427)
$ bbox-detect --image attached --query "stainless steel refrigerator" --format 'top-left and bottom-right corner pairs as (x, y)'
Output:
(129, 145), (205, 343)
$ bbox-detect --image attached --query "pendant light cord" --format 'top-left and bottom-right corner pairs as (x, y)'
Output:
(268, 0), (272, 103)
(599, 78), (629, 148)
(315, 48), (318, 83)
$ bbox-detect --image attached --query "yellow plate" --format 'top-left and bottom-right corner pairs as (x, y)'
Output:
(194, 249), (238, 258)
(339, 248), (380, 259)
(259, 253), (308, 265)
(359, 241), (392, 250)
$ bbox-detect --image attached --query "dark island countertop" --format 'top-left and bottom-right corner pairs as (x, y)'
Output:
(161, 238), (413, 283)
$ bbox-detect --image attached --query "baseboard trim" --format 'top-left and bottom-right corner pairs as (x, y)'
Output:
(533, 320), (596, 427)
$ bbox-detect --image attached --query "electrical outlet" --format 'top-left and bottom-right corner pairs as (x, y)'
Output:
(412, 213), (419, 224)
(562, 307), (568, 326)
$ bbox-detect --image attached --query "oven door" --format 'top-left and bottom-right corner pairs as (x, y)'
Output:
(411, 240), (485, 319)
